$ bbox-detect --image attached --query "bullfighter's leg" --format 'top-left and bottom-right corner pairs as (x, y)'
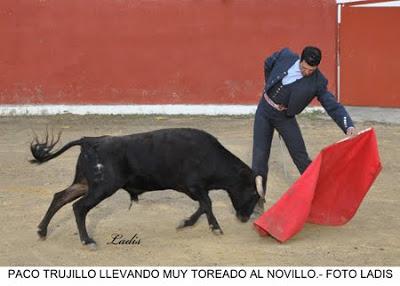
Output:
(37, 183), (88, 240)
(252, 98), (275, 216)
(252, 97), (274, 187)
(275, 116), (312, 174)
(72, 186), (118, 250)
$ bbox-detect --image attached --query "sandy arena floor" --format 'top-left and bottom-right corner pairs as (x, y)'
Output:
(0, 114), (399, 266)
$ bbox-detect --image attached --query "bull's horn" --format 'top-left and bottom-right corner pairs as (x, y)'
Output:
(255, 175), (265, 200)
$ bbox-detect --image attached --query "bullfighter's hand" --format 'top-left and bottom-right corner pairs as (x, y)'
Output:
(346, 126), (357, 137)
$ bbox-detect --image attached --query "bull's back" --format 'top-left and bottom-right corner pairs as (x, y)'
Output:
(88, 128), (247, 190)
(124, 128), (241, 187)
(127, 128), (227, 165)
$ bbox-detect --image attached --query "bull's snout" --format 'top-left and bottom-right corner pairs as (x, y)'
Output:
(236, 213), (250, 223)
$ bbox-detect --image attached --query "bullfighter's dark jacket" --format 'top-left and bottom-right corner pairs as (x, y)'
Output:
(264, 48), (354, 133)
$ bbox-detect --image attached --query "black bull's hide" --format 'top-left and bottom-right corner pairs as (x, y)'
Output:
(30, 128), (262, 249)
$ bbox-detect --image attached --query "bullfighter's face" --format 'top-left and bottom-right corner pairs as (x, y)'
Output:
(300, 60), (318, 77)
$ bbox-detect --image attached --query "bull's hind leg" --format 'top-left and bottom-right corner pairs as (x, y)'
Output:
(37, 183), (88, 239)
(72, 185), (118, 250)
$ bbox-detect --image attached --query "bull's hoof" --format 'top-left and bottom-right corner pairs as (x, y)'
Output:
(37, 228), (47, 240)
(86, 243), (97, 251)
(176, 218), (194, 230)
(82, 239), (97, 251)
(176, 220), (187, 230)
(210, 226), (224, 235)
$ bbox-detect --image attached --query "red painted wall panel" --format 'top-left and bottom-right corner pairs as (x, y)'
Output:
(340, 4), (400, 107)
(0, 0), (336, 105)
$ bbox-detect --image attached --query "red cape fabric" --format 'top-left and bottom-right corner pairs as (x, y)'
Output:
(253, 128), (382, 242)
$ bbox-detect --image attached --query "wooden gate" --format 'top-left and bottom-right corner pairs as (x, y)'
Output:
(338, 0), (400, 107)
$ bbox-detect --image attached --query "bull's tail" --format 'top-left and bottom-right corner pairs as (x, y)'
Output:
(30, 131), (84, 164)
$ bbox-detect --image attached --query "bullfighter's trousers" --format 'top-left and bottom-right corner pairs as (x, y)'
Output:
(251, 96), (312, 191)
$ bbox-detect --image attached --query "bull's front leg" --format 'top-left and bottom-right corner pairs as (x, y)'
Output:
(200, 192), (223, 235)
(176, 205), (204, 229)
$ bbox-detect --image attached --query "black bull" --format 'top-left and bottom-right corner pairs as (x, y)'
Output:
(30, 128), (264, 249)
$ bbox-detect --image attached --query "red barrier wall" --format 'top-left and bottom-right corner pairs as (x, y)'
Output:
(0, 0), (337, 105)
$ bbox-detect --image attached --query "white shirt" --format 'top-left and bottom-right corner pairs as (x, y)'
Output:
(282, 59), (303, 85)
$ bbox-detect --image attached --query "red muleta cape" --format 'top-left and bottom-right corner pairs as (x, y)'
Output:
(253, 128), (382, 242)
